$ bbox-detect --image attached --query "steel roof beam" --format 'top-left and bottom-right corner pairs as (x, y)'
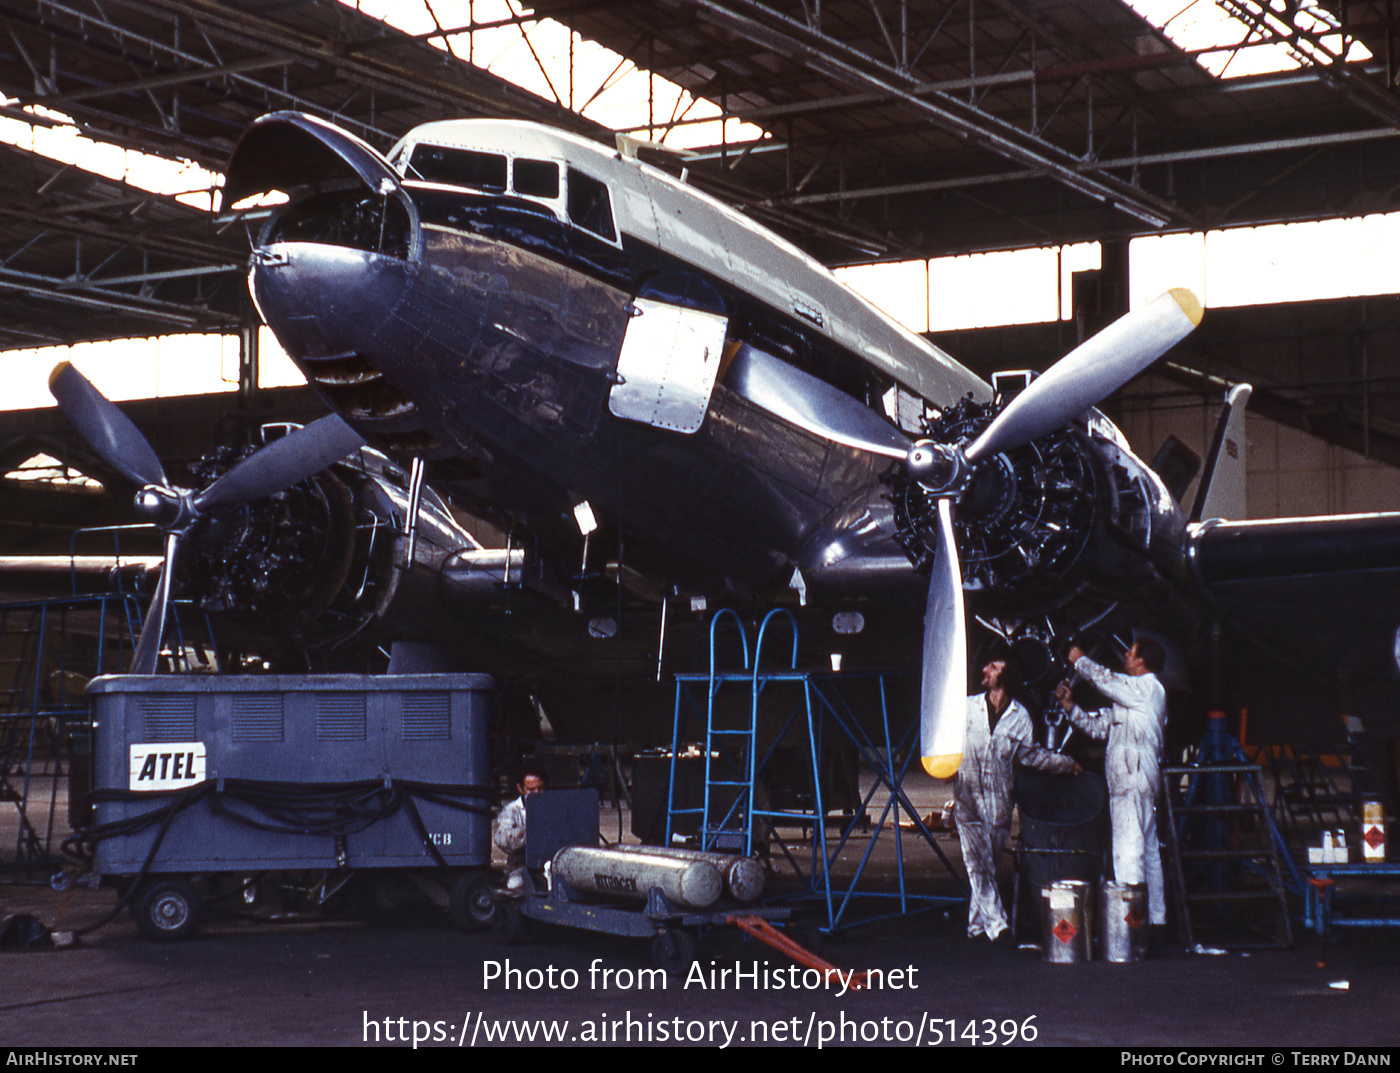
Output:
(13, 54), (295, 109)
(0, 266), (239, 326)
(684, 0), (1186, 228)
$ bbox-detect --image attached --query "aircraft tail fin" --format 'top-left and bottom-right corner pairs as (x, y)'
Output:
(1191, 383), (1252, 522)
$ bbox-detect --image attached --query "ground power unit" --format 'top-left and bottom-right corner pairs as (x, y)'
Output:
(83, 673), (495, 939)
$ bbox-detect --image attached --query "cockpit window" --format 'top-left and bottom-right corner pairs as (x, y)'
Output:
(408, 145), (507, 191)
(513, 158), (559, 199)
(567, 168), (616, 242)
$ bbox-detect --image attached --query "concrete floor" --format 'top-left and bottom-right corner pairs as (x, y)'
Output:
(2, 777), (1398, 1050)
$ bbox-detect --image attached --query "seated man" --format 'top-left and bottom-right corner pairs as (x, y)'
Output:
(492, 766), (546, 891)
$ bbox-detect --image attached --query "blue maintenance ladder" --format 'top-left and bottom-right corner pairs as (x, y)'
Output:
(666, 608), (963, 932)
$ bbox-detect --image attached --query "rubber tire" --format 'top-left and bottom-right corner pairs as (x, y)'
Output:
(494, 900), (527, 946)
(449, 871), (497, 931)
(132, 878), (201, 942)
(651, 928), (696, 975)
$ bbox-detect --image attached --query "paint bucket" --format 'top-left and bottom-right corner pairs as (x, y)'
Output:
(1100, 880), (1148, 962)
(1040, 879), (1092, 963)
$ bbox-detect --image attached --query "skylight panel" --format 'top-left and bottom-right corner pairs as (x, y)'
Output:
(0, 102), (221, 210)
(1123, 0), (1370, 80)
(341, 0), (766, 150)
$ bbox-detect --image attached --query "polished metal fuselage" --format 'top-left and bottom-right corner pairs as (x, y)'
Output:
(248, 119), (988, 595)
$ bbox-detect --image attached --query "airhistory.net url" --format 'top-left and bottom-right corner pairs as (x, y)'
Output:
(361, 1010), (1040, 1047)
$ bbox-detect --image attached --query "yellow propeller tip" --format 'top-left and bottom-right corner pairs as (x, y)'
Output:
(48, 362), (73, 389)
(921, 754), (961, 779)
(1168, 287), (1203, 327)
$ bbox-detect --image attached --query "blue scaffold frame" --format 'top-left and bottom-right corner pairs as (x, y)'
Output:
(665, 608), (965, 932)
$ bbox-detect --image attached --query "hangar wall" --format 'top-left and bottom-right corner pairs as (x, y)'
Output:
(1119, 374), (1400, 520)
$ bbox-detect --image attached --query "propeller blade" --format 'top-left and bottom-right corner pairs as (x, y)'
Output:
(727, 343), (910, 459)
(130, 531), (179, 675)
(193, 414), (365, 511)
(48, 363), (168, 488)
(920, 498), (967, 779)
(964, 288), (1202, 466)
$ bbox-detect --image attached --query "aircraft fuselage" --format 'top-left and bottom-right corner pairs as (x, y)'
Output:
(235, 113), (1190, 635)
(244, 116), (994, 596)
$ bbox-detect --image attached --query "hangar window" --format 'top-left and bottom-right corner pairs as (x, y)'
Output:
(4, 452), (102, 491)
(567, 168), (616, 242)
(513, 158), (559, 199)
(408, 145), (507, 192)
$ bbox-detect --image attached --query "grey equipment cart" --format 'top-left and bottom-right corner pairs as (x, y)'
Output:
(81, 673), (495, 940)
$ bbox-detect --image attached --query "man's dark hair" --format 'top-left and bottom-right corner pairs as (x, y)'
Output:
(999, 650), (1026, 694)
(1134, 637), (1166, 674)
(517, 765), (547, 787)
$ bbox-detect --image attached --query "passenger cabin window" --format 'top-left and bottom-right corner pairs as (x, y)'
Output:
(567, 168), (616, 242)
(513, 158), (559, 199)
(408, 145), (507, 192)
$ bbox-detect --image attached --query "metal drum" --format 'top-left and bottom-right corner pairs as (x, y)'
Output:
(608, 844), (765, 902)
(1016, 769), (1106, 890)
(1100, 880), (1149, 963)
(551, 846), (723, 909)
(1040, 879), (1092, 963)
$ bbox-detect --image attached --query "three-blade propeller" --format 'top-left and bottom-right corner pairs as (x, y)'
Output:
(48, 362), (366, 674)
(729, 289), (1203, 777)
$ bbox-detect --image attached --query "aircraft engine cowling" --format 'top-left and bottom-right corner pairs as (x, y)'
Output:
(174, 445), (363, 629)
(166, 441), (523, 663)
(890, 397), (1108, 612)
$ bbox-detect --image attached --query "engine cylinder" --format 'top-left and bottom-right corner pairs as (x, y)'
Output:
(890, 398), (1104, 611)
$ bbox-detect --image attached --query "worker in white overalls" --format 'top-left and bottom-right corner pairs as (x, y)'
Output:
(492, 767), (546, 891)
(1055, 638), (1169, 927)
(957, 654), (1080, 942)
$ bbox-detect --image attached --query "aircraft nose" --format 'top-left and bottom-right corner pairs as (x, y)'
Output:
(249, 242), (410, 359)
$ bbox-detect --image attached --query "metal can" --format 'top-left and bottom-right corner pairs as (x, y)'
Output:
(1100, 880), (1149, 962)
(1363, 801), (1386, 863)
(1041, 880), (1092, 963)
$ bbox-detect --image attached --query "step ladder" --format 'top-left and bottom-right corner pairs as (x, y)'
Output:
(0, 594), (146, 879)
(666, 608), (807, 858)
(1257, 716), (1393, 857)
(665, 608), (964, 932)
(1161, 718), (1293, 949)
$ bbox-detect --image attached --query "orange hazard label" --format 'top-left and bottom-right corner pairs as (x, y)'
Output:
(1364, 825), (1385, 850)
(1052, 918), (1078, 944)
(1125, 906), (1145, 928)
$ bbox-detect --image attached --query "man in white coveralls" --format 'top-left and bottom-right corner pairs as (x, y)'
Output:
(492, 767), (545, 890)
(957, 653), (1079, 942)
(1054, 638), (1169, 926)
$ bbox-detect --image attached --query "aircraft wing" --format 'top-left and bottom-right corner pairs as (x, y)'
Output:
(1187, 512), (1400, 738)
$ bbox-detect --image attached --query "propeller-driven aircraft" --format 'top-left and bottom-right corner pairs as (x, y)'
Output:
(47, 110), (1400, 762)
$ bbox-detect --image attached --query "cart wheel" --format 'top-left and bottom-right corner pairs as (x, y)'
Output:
(494, 900), (527, 946)
(132, 878), (201, 942)
(651, 928), (696, 975)
(449, 871), (497, 931)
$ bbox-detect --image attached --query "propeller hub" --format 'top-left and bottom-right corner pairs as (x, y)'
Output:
(134, 485), (194, 530)
(906, 440), (967, 495)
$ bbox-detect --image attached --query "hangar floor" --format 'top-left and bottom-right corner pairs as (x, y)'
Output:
(1, 785), (1398, 1050)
